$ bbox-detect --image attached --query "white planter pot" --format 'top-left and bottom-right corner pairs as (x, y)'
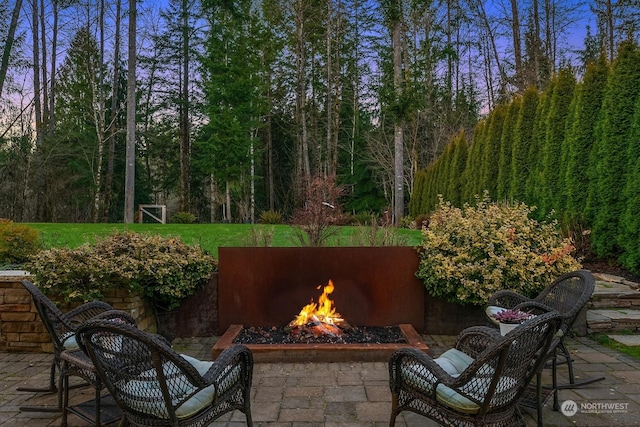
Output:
(499, 322), (519, 336)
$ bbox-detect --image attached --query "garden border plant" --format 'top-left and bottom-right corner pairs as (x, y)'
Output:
(416, 194), (581, 306)
(26, 230), (217, 311)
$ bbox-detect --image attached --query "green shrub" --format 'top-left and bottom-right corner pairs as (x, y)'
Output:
(27, 231), (216, 310)
(416, 195), (581, 306)
(259, 210), (283, 224)
(345, 219), (409, 246)
(242, 226), (275, 247)
(400, 216), (415, 229)
(0, 219), (43, 265)
(348, 212), (378, 225)
(171, 211), (197, 224)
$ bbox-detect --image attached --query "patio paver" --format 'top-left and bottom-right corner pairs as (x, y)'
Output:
(1, 335), (639, 426)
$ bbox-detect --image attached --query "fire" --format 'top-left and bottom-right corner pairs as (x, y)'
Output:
(288, 279), (346, 337)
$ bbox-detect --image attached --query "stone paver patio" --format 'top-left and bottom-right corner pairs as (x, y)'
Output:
(2, 335), (640, 426)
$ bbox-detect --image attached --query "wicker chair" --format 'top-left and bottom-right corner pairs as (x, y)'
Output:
(61, 310), (137, 426)
(388, 311), (562, 427)
(77, 318), (254, 427)
(18, 279), (114, 413)
(486, 270), (604, 425)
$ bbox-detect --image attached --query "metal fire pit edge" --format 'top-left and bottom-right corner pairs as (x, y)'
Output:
(212, 324), (429, 363)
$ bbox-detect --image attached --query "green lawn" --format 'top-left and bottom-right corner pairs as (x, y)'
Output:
(591, 332), (640, 361)
(27, 223), (423, 258)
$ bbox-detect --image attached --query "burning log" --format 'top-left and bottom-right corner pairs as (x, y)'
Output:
(285, 279), (352, 339)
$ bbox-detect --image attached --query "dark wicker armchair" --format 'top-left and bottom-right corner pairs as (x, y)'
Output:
(486, 270), (604, 425)
(389, 311), (562, 427)
(18, 279), (114, 412)
(77, 318), (254, 427)
(61, 310), (137, 426)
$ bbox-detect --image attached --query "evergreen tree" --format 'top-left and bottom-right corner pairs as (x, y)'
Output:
(447, 131), (468, 207)
(409, 169), (427, 216)
(540, 67), (575, 216)
(463, 120), (486, 202)
(480, 105), (506, 200)
(497, 98), (520, 200)
(588, 40), (640, 258)
(619, 95), (640, 274)
(525, 78), (555, 211)
(563, 55), (609, 225)
(196, 0), (264, 222)
(50, 27), (106, 221)
(509, 86), (539, 202)
(439, 140), (455, 202)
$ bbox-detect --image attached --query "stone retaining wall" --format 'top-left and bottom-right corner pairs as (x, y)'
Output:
(0, 272), (156, 353)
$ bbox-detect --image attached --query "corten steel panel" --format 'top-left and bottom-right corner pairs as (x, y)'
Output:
(217, 247), (425, 334)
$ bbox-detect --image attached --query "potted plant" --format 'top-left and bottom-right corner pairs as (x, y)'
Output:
(492, 308), (533, 335)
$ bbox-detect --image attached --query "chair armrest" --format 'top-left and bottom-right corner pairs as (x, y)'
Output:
(455, 326), (502, 359)
(486, 290), (530, 308)
(202, 344), (253, 391)
(65, 301), (114, 327)
(91, 309), (138, 326)
(513, 301), (556, 316)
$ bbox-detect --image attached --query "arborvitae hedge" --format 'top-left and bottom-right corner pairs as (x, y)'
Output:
(497, 99), (520, 200)
(481, 105), (506, 200)
(540, 67), (576, 216)
(564, 55), (608, 224)
(588, 40), (640, 258)
(409, 41), (640, 274)
(463, 120), (486, 202)
(620, 96), (640, 272)
(525, 79), (555, 214)
(447, 132), (468, 207)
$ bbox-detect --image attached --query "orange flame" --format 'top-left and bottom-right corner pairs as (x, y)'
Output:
(292, 279), (344, 327)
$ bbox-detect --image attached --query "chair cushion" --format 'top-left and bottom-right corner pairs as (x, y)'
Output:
(118, 354), (239, 420)
(61, 334), (78, 350)
(436, 375), (517, 414)
(400, 349), (513, 415)
(436, 348), (475, 375)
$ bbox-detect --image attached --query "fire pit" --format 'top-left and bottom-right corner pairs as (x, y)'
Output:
(212, 278), (428, 362)
(212, 323), (427, 362)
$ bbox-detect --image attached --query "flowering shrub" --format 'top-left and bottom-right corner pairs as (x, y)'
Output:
(492, 308), (533, 324)
(416, 195), (581, 306)
(27, 231), (216, 310)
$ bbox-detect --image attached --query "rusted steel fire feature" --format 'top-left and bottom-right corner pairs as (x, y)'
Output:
(217, 247), (425, 334)
(213, 247), (428, 362)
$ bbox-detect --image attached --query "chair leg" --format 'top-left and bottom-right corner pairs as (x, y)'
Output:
(555, 342), (605, 389)
(95, 377), (101, 427)
(389, 394), (398, 427)
(552, 351), (560, 411)
(535, 372), (543, 427)
(61, 361), (70, 427)
(16, 360), (58, 393)
(19, 361), (63, 413)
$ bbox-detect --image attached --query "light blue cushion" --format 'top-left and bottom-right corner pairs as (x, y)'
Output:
(401, 349), (515, 415)
(118, 354), (239, 419)
(436, 348), (475, 375)
(61, 334), (78, 350)
(437, 374), (517, 414)
(401, 348), (474, 390)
